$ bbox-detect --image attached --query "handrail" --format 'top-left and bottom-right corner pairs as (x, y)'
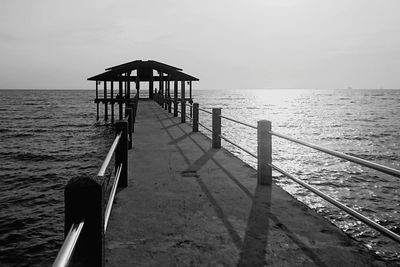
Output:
(191, 104), (400, 244)
(220, 115), (257, 130)
(198, 121), (212, 132)
(98, 133), (122, 176)
(53, 221), (85, 267)
(270, 131), (400, 178)
(219, 134), (257, 158)
(198, 107), (213, 115)
(215, 113), (399, 179)
(270, 163), (400, 243)
(104, 163), (122, 231)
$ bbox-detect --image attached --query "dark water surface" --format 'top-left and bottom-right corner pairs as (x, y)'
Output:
(0, 89), (399, 265)
(0, 90), (114, 266)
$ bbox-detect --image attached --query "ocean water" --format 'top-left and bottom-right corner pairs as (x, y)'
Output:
(194, 89), (400, 263)
(0, 89), (399, 265)
(0, 90), (114, 266)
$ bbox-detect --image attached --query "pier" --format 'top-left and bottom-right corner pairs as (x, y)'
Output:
(103, 101), (388, 266)
(53, 61), (400, 266)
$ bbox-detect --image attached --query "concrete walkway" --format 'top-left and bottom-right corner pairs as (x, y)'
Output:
(105, 101), (388, 266)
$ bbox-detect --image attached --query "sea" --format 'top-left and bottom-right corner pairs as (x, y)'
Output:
(0, 89), (399, 266)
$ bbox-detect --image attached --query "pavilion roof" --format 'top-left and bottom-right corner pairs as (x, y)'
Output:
(87, 60), (199, 82)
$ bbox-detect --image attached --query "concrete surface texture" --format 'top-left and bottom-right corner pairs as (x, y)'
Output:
(105, 101), (390, 266)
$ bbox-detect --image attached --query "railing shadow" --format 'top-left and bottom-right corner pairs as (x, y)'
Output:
(153, 105), (244, 249)
(151, 102), (329, 267)
(237, 184), (271, 266)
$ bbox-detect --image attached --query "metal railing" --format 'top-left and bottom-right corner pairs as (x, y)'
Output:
(53, 96), (138, 267)
(168, 102), (400, 244)
(53, 221), (84, 267)
(104, 163), (122, 231)
(270, 131), (400, 178)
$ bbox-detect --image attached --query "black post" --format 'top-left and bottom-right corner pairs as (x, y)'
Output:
(174, 80), (178, 117)
(111, 81), (114, 124)
(104, 81), (108, 121)
(212, 108), (221, 148)
(115, 121), (128, 187)
(96, 81), (99, 121)
(181, 81), (185, 122)
(125, 107), (133, 149)
(119, 81), (123, 120)
(65, 176), (104, 266)
(181, 101), (186, 123)
(193, 103), (199, 132)
(257, 120), (272, 185)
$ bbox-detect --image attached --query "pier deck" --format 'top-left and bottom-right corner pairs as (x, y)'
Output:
(105, 101), (386, 266)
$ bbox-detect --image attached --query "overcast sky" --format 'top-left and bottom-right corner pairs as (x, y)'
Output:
(1, 0), (400, 90)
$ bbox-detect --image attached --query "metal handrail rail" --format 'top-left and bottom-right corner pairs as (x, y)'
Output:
(219, 134), (257, 158)
(198, 121), (212, 132)
(185, 113), (192, 120)
(219, 115), (257, 130)
(53, 221), (85, 267)
(104, 163), (122, 231)
(98, 133), (122, 177)
(270, 131), (400, 178)
(194, 108), (400, 243)
(270, 163), (400, 243)
(198, 107), (213, 115)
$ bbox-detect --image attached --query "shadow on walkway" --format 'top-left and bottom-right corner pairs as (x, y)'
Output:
(152, 104), (336, 267)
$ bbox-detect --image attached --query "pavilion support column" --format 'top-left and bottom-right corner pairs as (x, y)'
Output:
(127, 75), (131, 99)
(189, 81), (192, 100)
(149, 74), (154, 99)
(111, 81), (114, 124)
(119, 81), (123, 120)
(96, 81), (99, 121)
(173, 80), (178, 117)
(136, 75), (140, 99)
(164, 80), (168, 111)
(189, 81), (193, 118)
(181, 81), (186, 123)
(124, 76), (127, 98)
(167, 80), (172, 113)
(159, 72), (164, 107)
(104, 81), (108, 121)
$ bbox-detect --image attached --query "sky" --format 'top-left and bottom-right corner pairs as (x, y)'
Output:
(1, 0), (400, 90)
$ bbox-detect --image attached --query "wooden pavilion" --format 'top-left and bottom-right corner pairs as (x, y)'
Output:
(87, 60), (199, 123)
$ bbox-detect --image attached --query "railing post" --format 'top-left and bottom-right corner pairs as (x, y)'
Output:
(181, 100), (186, 123)
(168, 98), (172, 113)
(257, 120), (272, 185)
(65, 177), (104, 266)
(132, 102), (136, 133)
(212, 108), (221, 148)
(115, 121), (128, 187)
(193, 103), (199, 132)
(174, 100), (178, 117)
(125, 107), (133, 149)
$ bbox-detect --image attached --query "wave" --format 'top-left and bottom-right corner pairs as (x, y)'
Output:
(0, 150), (104, 163)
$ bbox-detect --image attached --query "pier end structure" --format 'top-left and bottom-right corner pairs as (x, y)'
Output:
(87, 60), (199, 122)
